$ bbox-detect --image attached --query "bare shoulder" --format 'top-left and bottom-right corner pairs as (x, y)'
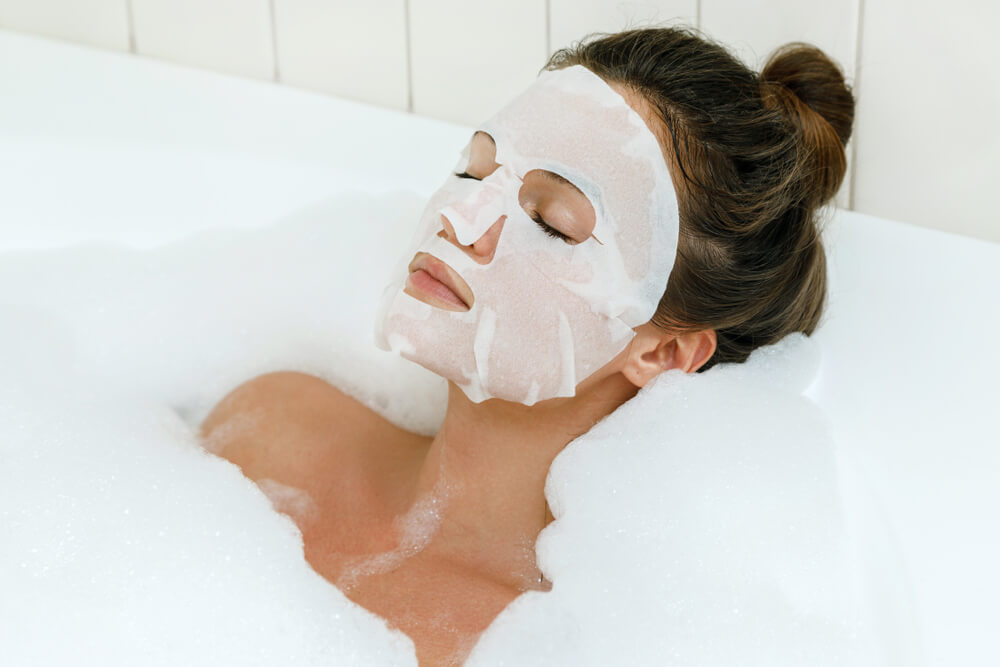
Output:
(199, 371), (423, 485)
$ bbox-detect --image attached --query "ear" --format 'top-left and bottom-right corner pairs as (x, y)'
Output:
(621, 324), (717, 388)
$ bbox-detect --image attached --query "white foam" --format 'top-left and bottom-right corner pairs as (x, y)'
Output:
(0, 192), (890, 666)
(469, 333), (882, 665)
(257, 479), (320, 527)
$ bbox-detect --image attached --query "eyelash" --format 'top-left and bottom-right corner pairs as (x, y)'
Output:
(454, 171), (570, 242)
(528, 211), (570, 241)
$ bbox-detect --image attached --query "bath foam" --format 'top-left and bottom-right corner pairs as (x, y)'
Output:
(0, 193), (433, 667)
(0, 192), (882, 665)
(468, 332), (880, 666)
(0, 385), (418, 666)
(257, 478), (321, 527)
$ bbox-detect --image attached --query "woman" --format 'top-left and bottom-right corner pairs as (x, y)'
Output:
(200, 26), (854, 666)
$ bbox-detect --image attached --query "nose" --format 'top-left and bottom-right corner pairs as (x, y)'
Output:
(439, 212), (506, 264)
(438, 179), (508, 264)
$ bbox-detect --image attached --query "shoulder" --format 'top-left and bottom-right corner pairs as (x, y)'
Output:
(201, 370), (362, 434)
(199, 371), (419, 484)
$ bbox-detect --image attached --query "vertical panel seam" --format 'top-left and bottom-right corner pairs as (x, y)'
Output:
(125, 0), (136, 53)
(696, 0), (702, 30)
(404, 0), (414, 113)
(268, 0), (280, 81)
(545, 0), (551, 56)
(848, 0), (865, 210)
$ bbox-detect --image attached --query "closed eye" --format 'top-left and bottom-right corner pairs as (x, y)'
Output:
(528, 211), (570, 242)
(455, 171), (479, 180)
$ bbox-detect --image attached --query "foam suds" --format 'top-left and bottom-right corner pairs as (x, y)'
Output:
(0, 192), (891, 665)
(257, 479), (320, 527)
(199, 405), (263, 455)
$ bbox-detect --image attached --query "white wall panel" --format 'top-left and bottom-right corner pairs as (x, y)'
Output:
(700, 0), (858, 73)
(131, 0), (274, 80)
(701, 0), (860, 209)
(0, 0), (129, 51)
(549, 0), (696, 55)
(409, 0), (546, 126)
(273, 0), (408, 111)
(853, 0), (999, 242)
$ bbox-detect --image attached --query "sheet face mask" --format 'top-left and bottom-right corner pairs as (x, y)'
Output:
(375, 65), (680, 405)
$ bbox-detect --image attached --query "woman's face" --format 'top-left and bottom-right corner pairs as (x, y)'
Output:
(375, 66), (680, 405)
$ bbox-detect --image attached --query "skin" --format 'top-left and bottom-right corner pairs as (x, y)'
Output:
(200, 84), (717, 666)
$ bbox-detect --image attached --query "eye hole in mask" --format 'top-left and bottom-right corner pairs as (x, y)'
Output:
(452, 168), (596, 245)
(453, 131), (499, 179)
(452, 169), (593, 244)
(517, 169), (596, 245)
(451, 130), (597, 245)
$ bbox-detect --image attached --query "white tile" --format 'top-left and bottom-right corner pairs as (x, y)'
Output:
(852, 0), (1000, 242)
(131, 0), (275, 80)
(0, 0), (129, 51)
(409, 0), (547, 126)
(549, 0), (696, 54)
(273, 0), (408, 110)
(701, 0), (860, 208)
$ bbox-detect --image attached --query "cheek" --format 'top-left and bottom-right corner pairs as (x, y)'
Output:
(381, 232), (635, 404)
(503, 226), (619, 308)
(466, 252), (634, 400)
(494, 208), (596, 282)
(523, 248), (596, 292)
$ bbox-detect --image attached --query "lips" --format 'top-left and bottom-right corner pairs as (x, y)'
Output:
(405, 252), (474, 311)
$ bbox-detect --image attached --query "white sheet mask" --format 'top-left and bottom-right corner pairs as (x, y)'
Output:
(375, 65), (680, 405)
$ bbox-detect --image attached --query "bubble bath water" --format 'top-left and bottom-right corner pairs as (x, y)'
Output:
(0, 193), (887, 665)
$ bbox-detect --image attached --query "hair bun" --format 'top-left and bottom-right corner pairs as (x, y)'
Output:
(761, 43), (855, 205)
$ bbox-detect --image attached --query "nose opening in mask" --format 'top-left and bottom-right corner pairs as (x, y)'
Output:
(440, 178), (510, 247)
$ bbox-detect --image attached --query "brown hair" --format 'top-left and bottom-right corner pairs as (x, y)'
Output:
(546, 27), (855, 371)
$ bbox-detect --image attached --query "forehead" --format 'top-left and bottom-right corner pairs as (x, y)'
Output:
(479, 66), (660, 188)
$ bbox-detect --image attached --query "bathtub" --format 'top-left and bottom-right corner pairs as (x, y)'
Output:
(2, 28), (998, 667)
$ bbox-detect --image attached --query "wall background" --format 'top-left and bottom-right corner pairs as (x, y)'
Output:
(1, 0), (996, 242)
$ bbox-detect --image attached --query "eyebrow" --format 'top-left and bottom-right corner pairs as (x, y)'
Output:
(538, 169), (594, 204)
(538, 170), (573, 187)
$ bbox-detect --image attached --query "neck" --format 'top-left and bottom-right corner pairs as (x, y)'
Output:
(409, 372), (637, 586)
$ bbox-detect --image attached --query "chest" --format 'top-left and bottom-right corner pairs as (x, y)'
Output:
(213, 384), (525, 665)
(286, 473), (521, 666)
(314, 544), (519, 666)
